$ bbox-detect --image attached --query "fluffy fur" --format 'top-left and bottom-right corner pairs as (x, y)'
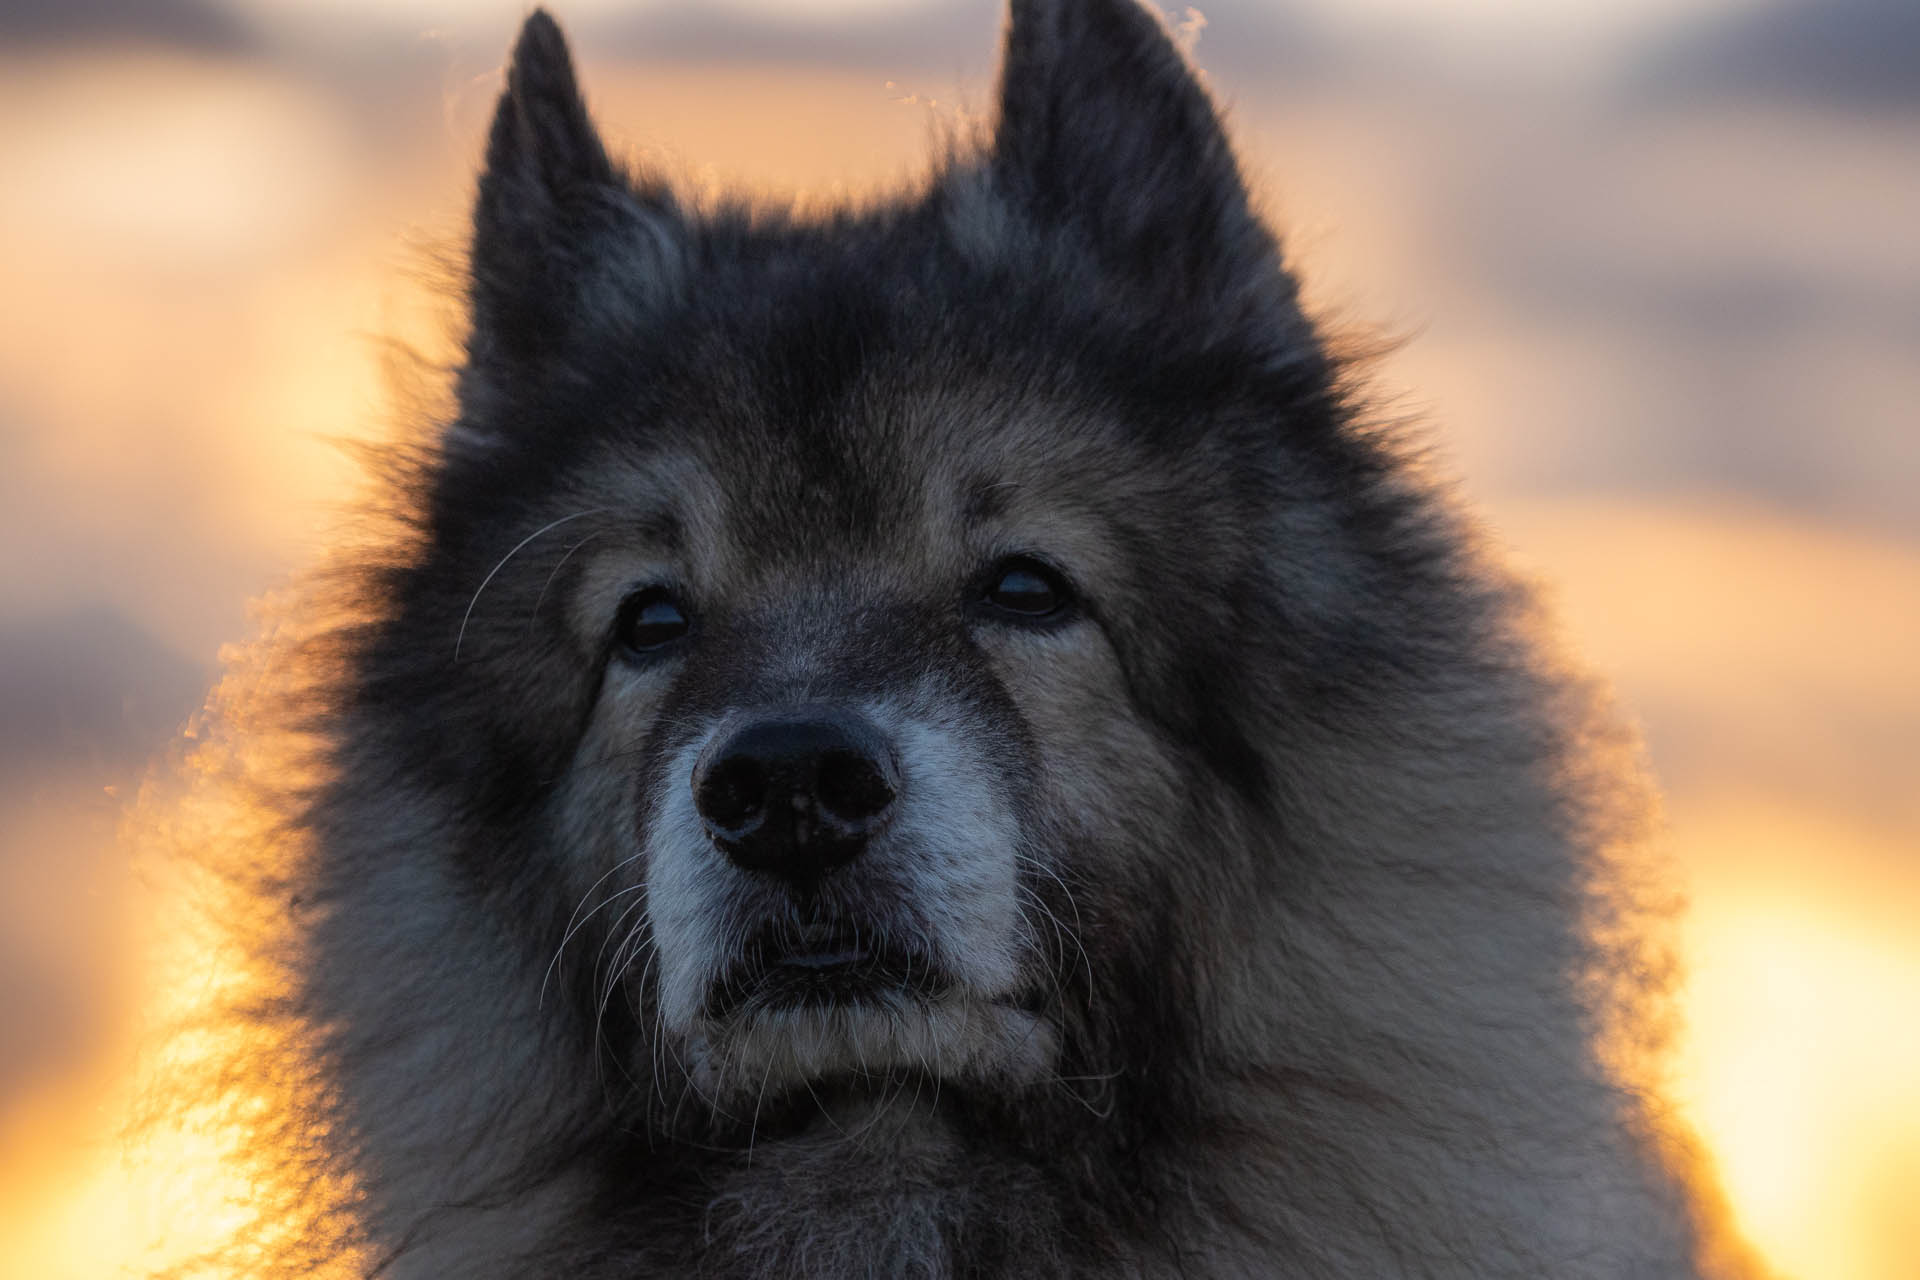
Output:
(167, 2), (1752, 1276)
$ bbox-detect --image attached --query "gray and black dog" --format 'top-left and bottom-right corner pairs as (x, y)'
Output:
(208, 1), (1741, 1275)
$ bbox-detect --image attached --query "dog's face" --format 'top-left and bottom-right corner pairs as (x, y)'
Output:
(582, 437), (1095, 1103)
(549, 384), (1214, 1109)
(372, 3), (1367, 1133)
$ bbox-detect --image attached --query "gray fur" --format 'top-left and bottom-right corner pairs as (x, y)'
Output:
(170, 2), (1753, 1276)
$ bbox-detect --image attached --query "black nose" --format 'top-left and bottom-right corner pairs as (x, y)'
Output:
(692, 709), (898, 880)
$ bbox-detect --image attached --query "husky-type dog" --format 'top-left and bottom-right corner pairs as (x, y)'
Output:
(204, 1), (1736, 1275)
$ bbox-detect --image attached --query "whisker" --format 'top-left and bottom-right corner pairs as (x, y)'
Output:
(454, 507), (607, 660)
(527, 531), (605, 635)
(541, 856), (648, 1010)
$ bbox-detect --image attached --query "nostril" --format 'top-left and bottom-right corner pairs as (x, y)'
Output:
(697, 757), (767, 836)
(690, 708), (900, 879)
(814, 749), (894, 826)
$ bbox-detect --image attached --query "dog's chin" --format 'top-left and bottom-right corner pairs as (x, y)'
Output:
(664, 918), (1054, 1114)
(680, 996), (1056, 1107)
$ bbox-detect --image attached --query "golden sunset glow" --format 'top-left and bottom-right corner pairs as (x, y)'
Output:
(1680, 836), (1920, 1280)
(2, 4), (1914, 1277)
(5, 814), (272, 1277)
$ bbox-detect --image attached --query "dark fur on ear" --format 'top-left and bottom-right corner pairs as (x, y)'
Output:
(991, 0), (1288, 316)
(467, 9), (684, 382)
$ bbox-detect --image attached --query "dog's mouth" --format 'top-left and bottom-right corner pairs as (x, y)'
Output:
(680, 920), (1057, 1107)
(705, 921), (949, 1020)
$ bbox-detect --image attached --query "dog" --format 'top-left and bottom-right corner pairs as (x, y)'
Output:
(177, 2), (1741, 1275)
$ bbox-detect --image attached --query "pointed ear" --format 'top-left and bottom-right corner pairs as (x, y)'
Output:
(468, 10), (683, 371)
(991, 0), (1278, 303)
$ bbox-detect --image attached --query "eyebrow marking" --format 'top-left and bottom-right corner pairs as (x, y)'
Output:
(628, 508), (686, 552)
(965, 479), (1023, 527)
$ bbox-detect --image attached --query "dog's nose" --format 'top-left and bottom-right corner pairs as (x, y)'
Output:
(692, 709), (898, 880)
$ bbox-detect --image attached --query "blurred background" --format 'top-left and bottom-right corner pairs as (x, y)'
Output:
(0, 0), (1913, 1275)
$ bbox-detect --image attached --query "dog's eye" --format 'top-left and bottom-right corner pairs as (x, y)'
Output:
(982, 558), (1069, 619)
(615, 587), (690, 654)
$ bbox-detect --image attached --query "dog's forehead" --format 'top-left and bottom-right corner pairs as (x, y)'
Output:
(574, 369), (1156, 569)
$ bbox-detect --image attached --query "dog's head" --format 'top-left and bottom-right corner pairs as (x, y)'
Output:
(360, 2), (1421, 1136)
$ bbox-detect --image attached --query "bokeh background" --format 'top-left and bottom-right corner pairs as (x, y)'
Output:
(1, 1), (1914, 1275)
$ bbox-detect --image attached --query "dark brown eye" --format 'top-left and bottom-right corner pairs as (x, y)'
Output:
(982, 558), (1069, 618)
(616, 588), (690, 654)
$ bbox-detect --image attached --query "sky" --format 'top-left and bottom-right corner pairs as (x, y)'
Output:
(0, 1), (1915, 1276)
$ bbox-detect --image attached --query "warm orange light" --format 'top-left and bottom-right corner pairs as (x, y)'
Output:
(1674, 803), (1920, 1280)
(9, 885), (269, 1277)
